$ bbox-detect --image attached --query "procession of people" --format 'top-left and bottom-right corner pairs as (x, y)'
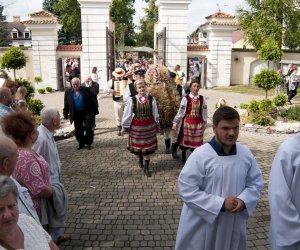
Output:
(0, 58), (300, 250)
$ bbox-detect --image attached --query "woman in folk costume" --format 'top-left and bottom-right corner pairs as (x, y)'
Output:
(172, 79), (207, 163)
(145, 64), (181, 159)
(121, 79), (159, 177)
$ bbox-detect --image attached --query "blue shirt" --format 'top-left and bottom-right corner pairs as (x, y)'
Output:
(0, 103), (12, 119)
(72, 89), (85, 111)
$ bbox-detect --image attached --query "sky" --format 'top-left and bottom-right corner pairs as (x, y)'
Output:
(1, 0), (246, 33)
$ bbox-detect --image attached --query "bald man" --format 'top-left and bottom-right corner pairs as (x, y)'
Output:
(0, 87), (13, 119)
(0, 135), (40, 223)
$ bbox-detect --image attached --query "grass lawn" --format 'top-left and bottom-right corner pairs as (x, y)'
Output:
(212, 85), (275, 96)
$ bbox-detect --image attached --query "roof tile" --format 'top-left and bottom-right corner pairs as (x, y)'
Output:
(187, 45), (209, 51)
(22, 20), (58, 24)
(200, 21), (238, 27)
(206, 11), (235, 19)
(56, 45), (82, 51)
(29, 10), (55, 18)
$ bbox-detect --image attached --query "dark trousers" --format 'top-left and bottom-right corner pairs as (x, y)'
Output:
(176, 85), (183, 97)
(288, 89), (297, 102)
(73, 110), (94, 146)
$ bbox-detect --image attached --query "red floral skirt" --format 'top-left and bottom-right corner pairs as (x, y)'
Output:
(127, 117), (157, 155)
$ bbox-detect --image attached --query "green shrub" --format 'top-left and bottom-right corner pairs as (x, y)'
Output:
(34, 115), (42, 125)
(247, 111), (275, 126)
(253, 69), (282, 98)
(28, 99), (44, 115)
(45, 86), (53, 92)
(239, 103), (249, 109)
(15, 78), (34, 101)
(248, 100), (260, 112)
(280, 105), (300, 121)
(273, 94), (288, 107)
(258, 99), (273, 112)
(38, 89), (45, 94)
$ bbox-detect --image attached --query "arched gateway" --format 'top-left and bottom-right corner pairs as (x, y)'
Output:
(77, 0), (192, 83)
(22, 0), (207, 89)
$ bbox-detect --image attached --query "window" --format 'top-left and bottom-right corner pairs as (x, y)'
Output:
(12, 32), (18, 39)
(24, 32), (30, 39)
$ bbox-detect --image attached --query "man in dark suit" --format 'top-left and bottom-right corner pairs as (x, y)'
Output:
(83, 76), (99, 129)
(63, 77), (99, 150)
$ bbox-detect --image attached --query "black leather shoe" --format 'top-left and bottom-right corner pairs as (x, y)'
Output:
(87, 145), (91, 150)
(77, 145), (85, 150)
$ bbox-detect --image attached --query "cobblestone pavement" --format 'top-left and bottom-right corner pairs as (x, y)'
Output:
(37, 89), (293, 250)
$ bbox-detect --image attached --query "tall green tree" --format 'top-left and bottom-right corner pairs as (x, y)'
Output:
(42, 0), (59, 13)
(257, 37), (283, 70)
(237, 0), (300, 50)
(1, 47), (26, 80)
(135, 0), (158, 48)
(0, 5), (11, 47)
(43, 0), (80, 44)
(53, 0), (82, 44)
(110, 0), (136, 47)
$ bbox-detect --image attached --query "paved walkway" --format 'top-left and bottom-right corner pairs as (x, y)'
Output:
(37, 89), (292, 250)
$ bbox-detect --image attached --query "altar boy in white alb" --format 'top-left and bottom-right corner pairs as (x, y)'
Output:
(175, 106), (263, 250)
(268, 133), (300, 250)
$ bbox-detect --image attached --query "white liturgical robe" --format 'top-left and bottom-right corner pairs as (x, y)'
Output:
(269, 133), (300, 250)
(175, 142), (263, 250)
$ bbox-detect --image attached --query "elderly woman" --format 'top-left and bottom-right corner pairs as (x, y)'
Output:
(1, 111), (52, 217)
(0, 176), (58, 249)
(121, 79), (159, 177)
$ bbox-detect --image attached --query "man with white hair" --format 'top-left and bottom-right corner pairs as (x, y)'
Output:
(32, 107), (71, 244)
(83, 76), (99, 129)
(63, 77), (99, 149)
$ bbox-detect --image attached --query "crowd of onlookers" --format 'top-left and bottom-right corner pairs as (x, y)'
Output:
(0, 79), (70, 248)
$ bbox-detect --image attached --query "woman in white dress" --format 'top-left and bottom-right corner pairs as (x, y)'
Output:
(0, 176), (58, 250)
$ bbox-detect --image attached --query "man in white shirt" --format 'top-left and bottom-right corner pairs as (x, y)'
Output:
(268, 133), (300, 250)
(32, 107), (70, 245)
(175, 106), (263, 250)
(104, 68), (126, 136)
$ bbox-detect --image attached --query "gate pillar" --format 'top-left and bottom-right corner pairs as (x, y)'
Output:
(156, 0), (192, 74)
(78, 0), (113, 84)
(23, 11), (62, 90)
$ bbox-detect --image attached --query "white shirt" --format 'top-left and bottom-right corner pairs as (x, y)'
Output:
(175, 143), (263, 250)
(269, 133), (300, 249)
(173, 93), (208, 125)
(32, 125), (61, 183)
(121, 94), (159, 128)
(11, 177), (40, 223)
(0, 214), (51, 250)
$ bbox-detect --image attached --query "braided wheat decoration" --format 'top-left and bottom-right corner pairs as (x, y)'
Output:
(145, 64), (180, 130)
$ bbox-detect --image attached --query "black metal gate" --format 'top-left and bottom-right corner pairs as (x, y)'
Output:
(106, 27), (115, 80)
(156, 27), (166, 65)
